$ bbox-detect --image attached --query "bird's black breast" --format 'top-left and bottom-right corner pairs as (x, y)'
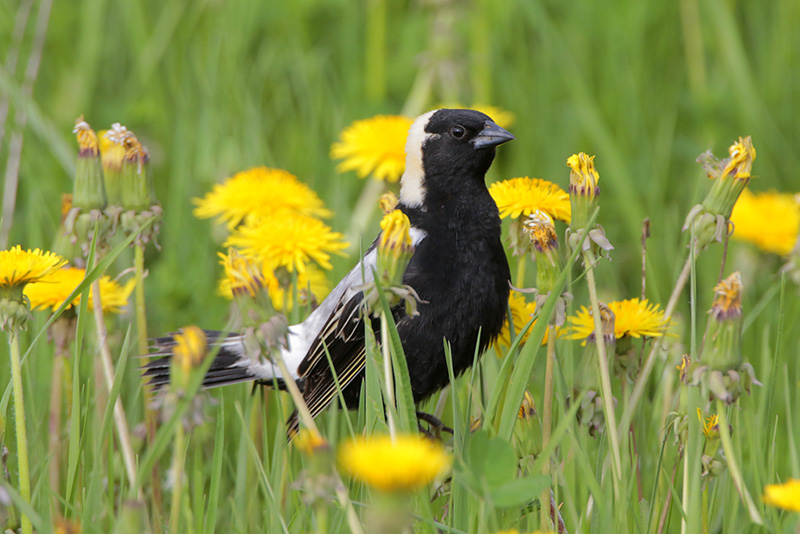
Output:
(399, 189), (510, 402)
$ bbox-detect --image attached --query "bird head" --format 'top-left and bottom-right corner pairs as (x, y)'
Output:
(400, 109), (515, 208)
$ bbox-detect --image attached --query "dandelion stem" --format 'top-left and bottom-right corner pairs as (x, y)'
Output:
(516, 254), (527, 288)
(540, 323), (556, 531)
(92, 279), (138, 495)
(381, 312), (397, 439)
(715, 399), (763, 524)
(618, 255), (693, 436)
(9, 331), (32, 534)
(583, 249), (623, 491)
(134, 244), (164, 528)
(168, 421), (186, 534)
(274, 343), (365, 534)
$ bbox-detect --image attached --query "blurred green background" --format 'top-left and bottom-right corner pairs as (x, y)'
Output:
(2, 0), (798, 331)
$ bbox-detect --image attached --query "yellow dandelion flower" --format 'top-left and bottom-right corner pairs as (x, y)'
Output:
(25, 267), (135, 313)
(173, 326), (208, 377)
(379, 210), (412, 254)
(710, 272), (742, 321)
(330, 115), (413, 182)
(565, 298), (670, 342)
(731, 188), (800, 255)
(293, 429), (329, 455)
(225, 212), (348, 274)
(762, 479), (800, 512)
(494, 292), (552, 351)
(0, 246), (67, 288)
(217, 250), (330, 311)
(489, 177), (571, 223)
(193, 167), (332, 229)
(339, 434), (451, 492)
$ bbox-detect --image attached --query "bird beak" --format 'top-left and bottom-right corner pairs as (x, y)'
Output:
(471, 121), (515, 149)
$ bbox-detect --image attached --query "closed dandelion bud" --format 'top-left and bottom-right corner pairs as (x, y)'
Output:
(72, 117), (107, 210)
(684, 137), (756, 250)
(378, 210), (413, 286)
(565, 153), (614, 258)
(567, 152), (600, 230)
(696, 272), (760, 403)
(99, 124), (127, 206)
(169, 326), (208, 392)
(514, 390), (542, 457)
(524, 210), (563, 293)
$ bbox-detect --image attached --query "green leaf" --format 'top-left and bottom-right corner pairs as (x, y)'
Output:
(489, 475), (550, 507)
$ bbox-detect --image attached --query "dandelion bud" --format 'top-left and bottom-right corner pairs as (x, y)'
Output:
(567, 152), (600, 229)
(377, 210), (414, 288)
(697, 272), (759, 403)
(524, 210), (563, 293)
(170, 326), (208, 391)
(684, 137), (757, 251)
(72, 116), (107, 210)
(379, 191), (399, 214)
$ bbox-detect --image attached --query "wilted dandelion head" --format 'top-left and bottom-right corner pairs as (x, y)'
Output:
(489, 177), (571, 223)
(73, 116), (99, 156)
(379, 209), (412, 254)
(331, 115), (413, 182)
(193, 167), (332, 229)
(379, 191), (399, 214)
(710, 272), (742, 321)
(567, 152), (600, 197)
(523, 210), (559, 252)
(721, 136), (756, 181)
(696, 408), (720, 440)
(293, 429), (329, 456)
(338, 434), (451, 493)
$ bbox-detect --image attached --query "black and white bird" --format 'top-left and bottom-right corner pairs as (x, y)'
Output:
(145, 108), (514, 429)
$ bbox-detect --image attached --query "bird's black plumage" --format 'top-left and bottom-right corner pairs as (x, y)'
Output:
(145, 108), (513, 429)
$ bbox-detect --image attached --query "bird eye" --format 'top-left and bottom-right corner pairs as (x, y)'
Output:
(450, 125), (466, 139)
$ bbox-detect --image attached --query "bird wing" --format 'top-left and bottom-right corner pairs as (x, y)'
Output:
(294, 224), (427, 422)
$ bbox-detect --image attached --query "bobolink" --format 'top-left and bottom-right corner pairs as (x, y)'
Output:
(146, 109), (514, 429)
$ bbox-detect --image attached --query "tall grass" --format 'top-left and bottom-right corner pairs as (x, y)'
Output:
(1, 0), (799, 532)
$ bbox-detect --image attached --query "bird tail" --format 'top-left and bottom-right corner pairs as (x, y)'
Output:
(142, 330), (272, 390)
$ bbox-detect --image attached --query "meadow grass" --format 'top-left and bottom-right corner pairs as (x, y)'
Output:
(1, 0), (799, 532)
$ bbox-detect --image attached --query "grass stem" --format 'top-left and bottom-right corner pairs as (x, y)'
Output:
(540, 323), (556, 531)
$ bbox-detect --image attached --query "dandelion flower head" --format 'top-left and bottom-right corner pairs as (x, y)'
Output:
(225, 212), (348, 274)
(731, 188), (799, 256)
(762, 479), (800, 512)
(331, 115), (413, 182)
(339, 434), (451, 492)
(193, 167), (332, 229)
(173, 326), (208, 374)
(25, 267), (135, 313)
(710, 272), (742, 321)
(495, 292), (554, 351)
(490, 177), (571, 223)
(565, 298), (670, 343)
(0, 246), (67, 289)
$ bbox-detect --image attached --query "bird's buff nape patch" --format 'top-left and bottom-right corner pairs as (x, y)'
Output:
(400, 109), (438, 209)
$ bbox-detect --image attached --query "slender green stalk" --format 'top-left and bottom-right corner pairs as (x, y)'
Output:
(91, 279), (138, 494)
(715, 399), (763, 524)
(134, 243), (164, 531)
(515, 254), (527, 289)
(381, 312), (397, 439)
(540, 323), (556, 531)
(619, 256), (693, 435)
(582, 250), (623, 490)
(9, 331), (32, 534)
(168, 422), (186, 534)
